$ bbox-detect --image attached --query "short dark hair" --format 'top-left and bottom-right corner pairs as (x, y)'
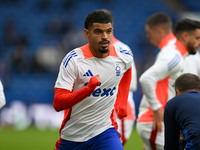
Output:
(174, 18), (200, 37)
(175, 73), (200, 92)
(84, 10), (112, 29)
(146, 12), (172, 29)
(99, 9), (114, 24)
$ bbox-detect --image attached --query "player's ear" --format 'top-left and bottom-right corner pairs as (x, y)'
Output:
(176, 89), (181, 96)
(181, 32), (188, 42)
(157, 27), (165, 37)
(84, 29), (89, 39)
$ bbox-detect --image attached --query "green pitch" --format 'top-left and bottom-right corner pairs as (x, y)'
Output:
(124, 127), (143, 150)
(0, 126), (143, 150)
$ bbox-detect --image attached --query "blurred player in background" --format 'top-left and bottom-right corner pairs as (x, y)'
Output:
(0, 80), (6, 109)
(136, 12), (188, 150)
(164, 73), (200, 150)
(102, 9), (137, 146)
(53, 10), (133, 150)
(137, 13), (200, 150)
(174, 18), (200, 76)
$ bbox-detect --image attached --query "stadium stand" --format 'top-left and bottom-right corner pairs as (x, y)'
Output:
(0, 0), (197, 116)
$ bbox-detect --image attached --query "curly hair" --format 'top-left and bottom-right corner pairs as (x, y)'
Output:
(84, 10), (112, 29)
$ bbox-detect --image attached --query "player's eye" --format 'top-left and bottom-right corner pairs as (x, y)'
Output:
(94, 30), (101, 34)
(196, 36), (200, 40)
(106, 29), (112, 34)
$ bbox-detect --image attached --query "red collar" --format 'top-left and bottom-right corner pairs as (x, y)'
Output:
(175, 40), (188, 57)
(79, 44), (118, 59)
(158, 33), (176, 49)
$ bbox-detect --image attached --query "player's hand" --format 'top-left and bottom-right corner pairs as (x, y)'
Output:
(95, 75), (101, 83)
(153, 108), (164, 132)
(87, 75), (101, 93)
(88, 75), (101, 88)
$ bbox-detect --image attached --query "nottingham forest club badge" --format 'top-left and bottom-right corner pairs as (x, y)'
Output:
(115, 64), (121, 76)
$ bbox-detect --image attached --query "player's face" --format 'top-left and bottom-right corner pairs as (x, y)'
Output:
(186, 29), (200, 54)
(145, 24), (161, 46)
(84, 23), (113, 58)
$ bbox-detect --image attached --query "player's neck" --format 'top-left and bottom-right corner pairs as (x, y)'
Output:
(89, 47), (109, 58)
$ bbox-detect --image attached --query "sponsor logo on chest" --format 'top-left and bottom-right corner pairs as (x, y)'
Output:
(83, 69), (117, 97)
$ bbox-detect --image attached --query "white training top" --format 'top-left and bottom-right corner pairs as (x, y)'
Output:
(183, 51), (200, 76)
(112, 37), (137, 121)
(112, 37), (137, 91)
(137, 34), (188, 123)
(55, 44), (133, 142)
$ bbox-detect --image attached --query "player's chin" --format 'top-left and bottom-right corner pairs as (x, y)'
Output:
(189, 50), (197, 55)
(99, 48), (109, 54)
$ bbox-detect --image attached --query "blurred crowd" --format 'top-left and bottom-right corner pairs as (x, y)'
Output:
(0, 0), (87, 79)
(0, 100), (63, 130)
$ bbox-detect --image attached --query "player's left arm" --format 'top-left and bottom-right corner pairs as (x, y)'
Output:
(115, 66), (132, 119)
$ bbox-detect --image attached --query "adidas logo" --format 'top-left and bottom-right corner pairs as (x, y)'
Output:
(83, 69), (94, 77)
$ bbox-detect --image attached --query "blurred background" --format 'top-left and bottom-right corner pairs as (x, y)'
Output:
(0, 0), (199, 149)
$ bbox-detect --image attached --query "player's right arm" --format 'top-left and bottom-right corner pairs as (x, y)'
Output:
(139, 65), (164, 132)
(53, 75), (100, 112)
(53, 51), (100, 112)
(139, 51), (182, 131)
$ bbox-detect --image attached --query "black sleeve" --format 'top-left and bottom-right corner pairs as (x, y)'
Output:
(164, 108), (180, 150)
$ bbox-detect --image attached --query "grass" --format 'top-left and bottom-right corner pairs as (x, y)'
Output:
(0, 126), (59, 150)
(124, 126), (143, 150)
(0, 126), (143, 150)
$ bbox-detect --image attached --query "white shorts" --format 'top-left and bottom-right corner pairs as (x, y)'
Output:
(136, 122), (164, 150)
(117, 118), (134, 145)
